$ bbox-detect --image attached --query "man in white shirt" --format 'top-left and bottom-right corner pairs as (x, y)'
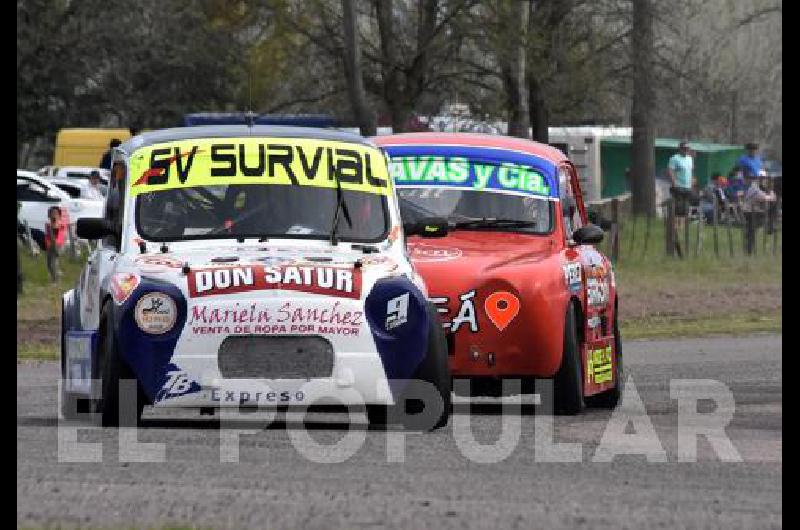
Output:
(666, 141), (696, 250)
(85, 171), (105, 201)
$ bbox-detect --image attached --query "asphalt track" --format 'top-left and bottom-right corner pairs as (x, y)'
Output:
(17, 334), (781, 529)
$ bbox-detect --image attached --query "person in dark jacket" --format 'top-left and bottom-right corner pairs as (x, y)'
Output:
(99, 138), (122, 169)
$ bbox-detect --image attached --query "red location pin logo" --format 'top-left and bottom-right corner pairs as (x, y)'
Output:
(484, 291), (520, 331)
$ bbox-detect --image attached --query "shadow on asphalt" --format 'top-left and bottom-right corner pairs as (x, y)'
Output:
(18, 402), (606, 433)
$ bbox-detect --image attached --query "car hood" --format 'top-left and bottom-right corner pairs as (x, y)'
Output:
(409, 230), (559, 275)
(115, 243), (406, 303)
(408, 230), (566, 302)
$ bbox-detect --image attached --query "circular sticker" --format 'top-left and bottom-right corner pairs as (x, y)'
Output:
(134, 292), (177, 334)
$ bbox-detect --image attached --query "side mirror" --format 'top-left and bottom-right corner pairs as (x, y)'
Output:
(76, 217), (115, 240)
(404, 217), (449, 238)
(572, 224), (604, 245)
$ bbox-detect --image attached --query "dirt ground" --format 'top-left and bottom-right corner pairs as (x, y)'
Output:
(617, 282), (782, 320)
(17, 319), (60, 348)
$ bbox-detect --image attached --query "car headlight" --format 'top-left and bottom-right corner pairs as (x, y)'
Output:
(134, 292), (178, 334)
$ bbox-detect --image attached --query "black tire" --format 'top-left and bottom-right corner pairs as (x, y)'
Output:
(552, 302), (584, 415)
(96, 303), (145, 427)
(586, 306), (623, 409)
(368, 303), (451, 430)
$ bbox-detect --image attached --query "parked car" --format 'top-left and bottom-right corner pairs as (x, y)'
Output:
(17, 171), (104, 234)
(61, 125), (450, 429)
(50, 178), (106, 204)
(374, 132), (622, 414)
(39, 166), (109, 196)
(17, 170), (73, 234)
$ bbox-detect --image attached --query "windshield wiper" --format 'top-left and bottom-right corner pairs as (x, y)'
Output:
(330, 168), (353, 245)
(452, 217), (537, 230)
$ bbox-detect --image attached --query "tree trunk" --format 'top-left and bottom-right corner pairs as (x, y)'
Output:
(375, 0), (405, 132)
(505, 0), (530, 138)
(529, 76), (548, 143)
(341, 0), (376, 136)
(630, 0), (656, 216)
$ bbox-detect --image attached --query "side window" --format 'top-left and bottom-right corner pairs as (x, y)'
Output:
(103, 161), (127, 248)
(559, 166), (582, 238)
(18, 182), (57, 203)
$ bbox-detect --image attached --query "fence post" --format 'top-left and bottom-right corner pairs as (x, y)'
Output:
(773, 197), (780, 256)
(611, 198), (619, 263)
(628, 210), (636, 255)
(712, 200), (719, 258)
(726, 205), (735, 257)
(695, 208), (702, 257)
(665, 200), (674, 257)
(684, 210), (690, 258)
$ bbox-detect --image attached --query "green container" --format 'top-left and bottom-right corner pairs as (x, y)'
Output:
(600, 138), (744, 198)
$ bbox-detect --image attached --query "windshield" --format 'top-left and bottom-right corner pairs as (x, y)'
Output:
(136, 184), (387, 242)
(129, 137), (391, 243)
(390, 156), (555, 234)
(397, 188), (552, 234)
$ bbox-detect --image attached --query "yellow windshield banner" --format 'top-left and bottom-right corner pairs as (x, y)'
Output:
(128, 137), (390, 196)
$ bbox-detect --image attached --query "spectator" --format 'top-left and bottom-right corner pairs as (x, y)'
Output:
(86, 170), (105, 200)
(99, 138), (122, 170)
(702, 173), (728, 223)
(736, 142), (763, 178)
(44, 206), (66, 281)
(724, 168), (746, 204)
(666, 140), (695, 233)
(741, 171), (776, 254)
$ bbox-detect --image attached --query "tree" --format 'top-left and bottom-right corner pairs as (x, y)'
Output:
(630, 0), (656, 215)
(342, 0), (376, 135)
(496, 1), (531, 138)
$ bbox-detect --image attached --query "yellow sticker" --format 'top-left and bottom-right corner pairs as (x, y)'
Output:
(588, 345), (613, 383)
(127, 137), (391, 197)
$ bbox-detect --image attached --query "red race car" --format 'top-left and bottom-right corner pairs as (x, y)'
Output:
(374, 133), (621, 413)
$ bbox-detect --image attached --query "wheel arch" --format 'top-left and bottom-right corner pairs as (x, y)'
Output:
(570, 295), (585, 345)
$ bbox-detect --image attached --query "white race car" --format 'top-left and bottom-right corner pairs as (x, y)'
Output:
(61, 125), (451, 429)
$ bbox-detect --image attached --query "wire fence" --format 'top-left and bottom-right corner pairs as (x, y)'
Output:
(588, 195), (782, 265)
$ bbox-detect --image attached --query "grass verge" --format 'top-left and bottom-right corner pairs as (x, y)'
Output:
(17, 342), (59, 361)
(621, 310), (782, 340)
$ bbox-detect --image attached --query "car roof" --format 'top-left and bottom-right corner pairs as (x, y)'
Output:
(119, 125), (374, 153)
(17, 171), (53, 187)
(57, 166), (106, 172)
(372, 132), (568, 164)
(17, 172), (68, 196)
(17, 169), (39, 180)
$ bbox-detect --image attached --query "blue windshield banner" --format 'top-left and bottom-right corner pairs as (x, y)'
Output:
(383, 145), (559, 198)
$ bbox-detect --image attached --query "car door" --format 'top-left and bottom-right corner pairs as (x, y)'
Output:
(79, 165), (125, 330)
(562, 162), (616, 390)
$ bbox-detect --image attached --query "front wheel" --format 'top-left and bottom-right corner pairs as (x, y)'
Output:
(96, 302), (145, 427)
(367, 303), (451, 430)
(551, 302), (584, 415)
